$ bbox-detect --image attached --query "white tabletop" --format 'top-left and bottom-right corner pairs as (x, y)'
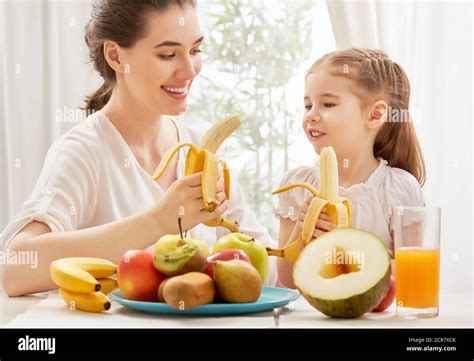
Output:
(1, 291), (472, 328)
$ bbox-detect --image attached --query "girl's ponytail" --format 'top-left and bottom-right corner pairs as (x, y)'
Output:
(309, 48), (426, 186)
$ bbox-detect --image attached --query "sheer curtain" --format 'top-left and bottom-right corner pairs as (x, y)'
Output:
(326, 0), (473, 295)
(0, 0), (100, 231)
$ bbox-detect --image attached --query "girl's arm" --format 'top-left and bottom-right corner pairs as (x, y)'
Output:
(2, 173), (228, 297)
(276, 200), (336, 289)
(276, 217), (300, 288)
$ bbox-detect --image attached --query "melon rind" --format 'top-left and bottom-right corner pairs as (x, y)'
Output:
(301, 266), (391, 318)
(294, 228), (392, 318)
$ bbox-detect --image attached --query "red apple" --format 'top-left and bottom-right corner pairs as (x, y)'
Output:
(372, 276), (396, 312)
(204, 249), (250, 278)
(117, 249), (166, 302)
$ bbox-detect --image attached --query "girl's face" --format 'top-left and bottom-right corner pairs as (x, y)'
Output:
(119, 5), (203, 115)
(302, 66), (369, 156)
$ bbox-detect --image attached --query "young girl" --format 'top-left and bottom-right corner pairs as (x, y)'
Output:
(275, 48), (426, 288)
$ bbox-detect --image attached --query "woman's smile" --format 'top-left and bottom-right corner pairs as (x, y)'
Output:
(161, 83), (189, 100)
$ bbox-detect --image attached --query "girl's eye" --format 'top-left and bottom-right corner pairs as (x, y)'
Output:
(191, 48), (202, 56)
(324, 103), (336, 108)
(159, 53), (175, 60)
(304, 104), (312, 111)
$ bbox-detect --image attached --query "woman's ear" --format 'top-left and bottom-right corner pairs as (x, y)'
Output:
(103, 40), (125, 75)
(367, 100), (388, 129)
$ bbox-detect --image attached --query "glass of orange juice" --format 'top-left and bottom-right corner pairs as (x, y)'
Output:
(393, 206), (441, 318)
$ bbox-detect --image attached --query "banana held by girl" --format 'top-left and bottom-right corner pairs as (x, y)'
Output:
(266, 146), (351, 263)
(50, 257), (117, 312)
(151, 114), (242, 232)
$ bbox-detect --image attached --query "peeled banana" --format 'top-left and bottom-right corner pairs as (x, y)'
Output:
(152, 114), (241, 232)
(59, 288), (111, 313)
(50, 257), (116, 313)
(267, 146), (351, 263)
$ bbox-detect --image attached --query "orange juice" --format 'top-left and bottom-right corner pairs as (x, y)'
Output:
(395, 247), (440, 309)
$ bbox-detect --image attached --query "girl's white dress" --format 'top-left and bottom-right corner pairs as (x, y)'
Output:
(275, 159), (425, 258)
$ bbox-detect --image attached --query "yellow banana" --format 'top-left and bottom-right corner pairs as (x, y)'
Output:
(266, 146), (351, 264)
(97, 278), (118, 295)
(59, 288), (111, 313)
(152, 114), (241, 232)
(50, 257), (117, 293)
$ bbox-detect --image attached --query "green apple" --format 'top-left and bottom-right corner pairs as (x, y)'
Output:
(212, 233), (268, 282)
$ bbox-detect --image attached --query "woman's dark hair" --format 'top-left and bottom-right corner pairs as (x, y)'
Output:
(83, 0), (196, 113)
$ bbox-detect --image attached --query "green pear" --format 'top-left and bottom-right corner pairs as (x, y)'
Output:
(213, 260), (262, 303)
(212, 233), (268, 282)
(153, 235), (206, 276)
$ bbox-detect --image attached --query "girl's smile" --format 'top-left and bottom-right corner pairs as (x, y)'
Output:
(305, 127), (327, 141)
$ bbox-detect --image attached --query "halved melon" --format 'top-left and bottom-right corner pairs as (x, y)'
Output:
(293, 228), (391, 318)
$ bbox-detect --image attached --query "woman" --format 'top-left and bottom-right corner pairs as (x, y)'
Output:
(1, 0), (277, 296)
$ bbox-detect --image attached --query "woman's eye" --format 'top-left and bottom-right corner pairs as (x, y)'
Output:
(304, 104), (312, 111)
(324, 103), (336, 108)
(191, 48), (202, 56)
(159, 53), (175, 60)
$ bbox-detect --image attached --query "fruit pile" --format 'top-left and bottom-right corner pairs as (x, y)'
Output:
(118, 229), (269, 310)
(48, 119), (398, 318)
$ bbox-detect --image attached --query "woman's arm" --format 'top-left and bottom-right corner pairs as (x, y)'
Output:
(2, 173), (228, 297)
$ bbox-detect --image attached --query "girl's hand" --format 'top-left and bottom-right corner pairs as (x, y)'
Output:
(150, 172), (229, 235)
(296, 197), (337, 238)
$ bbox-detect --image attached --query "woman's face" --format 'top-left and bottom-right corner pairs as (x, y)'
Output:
(119, 5), (203, 115)
(302, 66), (369, 156)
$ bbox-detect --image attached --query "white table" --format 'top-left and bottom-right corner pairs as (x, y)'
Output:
(1, 292), (472, 328)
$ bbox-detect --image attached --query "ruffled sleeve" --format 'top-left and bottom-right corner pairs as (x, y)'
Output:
(274, 166), (317, 222)
(383, 168), (425, 237)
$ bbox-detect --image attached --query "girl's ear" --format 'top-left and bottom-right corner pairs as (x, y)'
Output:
(103, 40), (125, 75)
(367, 100), (388, 129)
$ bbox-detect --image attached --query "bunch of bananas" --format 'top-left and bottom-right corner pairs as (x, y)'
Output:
(50, 257), (117, 313)
(266, 146), (351, 263)
(152, 114), (242, 232)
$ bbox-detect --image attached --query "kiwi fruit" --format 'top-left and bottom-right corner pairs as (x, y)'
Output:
(162, 272), (215, 310)
(157, 278), (170, 302)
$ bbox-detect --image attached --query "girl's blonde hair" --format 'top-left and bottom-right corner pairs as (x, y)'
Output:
(309, 48), (426, 186)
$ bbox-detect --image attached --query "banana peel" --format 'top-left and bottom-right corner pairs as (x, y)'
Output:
(152, 114), (242, 232)
(267, 146), (351, 264)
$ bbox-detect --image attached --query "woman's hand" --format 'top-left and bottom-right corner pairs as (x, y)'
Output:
(150, 172), (229, 235)
(294, 197), (337, 239)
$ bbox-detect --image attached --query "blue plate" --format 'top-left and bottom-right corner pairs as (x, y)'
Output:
(110, 286), (300, 315)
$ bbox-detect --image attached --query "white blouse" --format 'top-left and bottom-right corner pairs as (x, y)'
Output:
(1, 111), (277, 286)
(275, 158), (425, 258)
